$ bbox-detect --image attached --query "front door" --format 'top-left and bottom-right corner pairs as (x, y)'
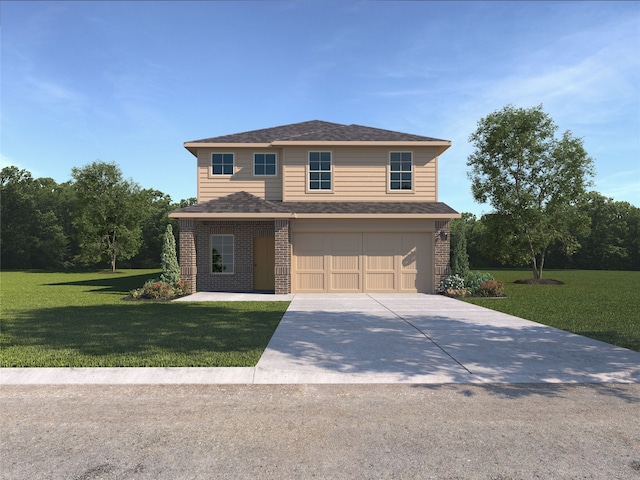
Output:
(253, 237), (275, 291)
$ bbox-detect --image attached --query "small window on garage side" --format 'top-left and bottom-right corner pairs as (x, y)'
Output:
(212, 235), (234, 273)
(212, 153), (234, 175)
(254, 153), (277, 176)
(309, 151), (332, 190)
(389, 152), (412, 190)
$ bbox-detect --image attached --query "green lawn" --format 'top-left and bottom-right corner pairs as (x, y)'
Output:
(0, 270), (289, 367)
(464, 269), (640, 352)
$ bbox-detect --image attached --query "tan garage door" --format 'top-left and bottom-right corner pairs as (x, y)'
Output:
(293, 232), (431, 293)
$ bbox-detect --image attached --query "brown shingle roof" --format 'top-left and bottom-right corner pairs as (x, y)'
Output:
(176, 192), (291, 214)
(188, 120), (448, 144)
(282, 201), (458, 215)
(171, 192), (458, 217)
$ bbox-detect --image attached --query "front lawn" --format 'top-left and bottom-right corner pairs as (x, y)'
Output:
(0, 270), (289, 367)
(463, 270), (640, 352)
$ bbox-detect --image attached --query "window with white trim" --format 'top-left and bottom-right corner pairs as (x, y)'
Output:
(254, 153), (277, 176)
(211, 235), (234, 273)
(389, 152), (412, 190)
(212, 153), (234, 175)
(309, 151), (332, 190)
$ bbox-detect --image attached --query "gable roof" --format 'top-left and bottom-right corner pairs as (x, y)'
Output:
(170, 191), (459, 219)
(184, 120), (451, 155)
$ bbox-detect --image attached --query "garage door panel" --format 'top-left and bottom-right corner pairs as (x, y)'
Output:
(331, 273), (360, 291)
(297, 273), (325, 292)
(298, 255), (324, 271)
(366, 255), (394, 271)
(293, 230), (433, 293)
(332, 254), (359, 270)
(365, 273), (395, 291)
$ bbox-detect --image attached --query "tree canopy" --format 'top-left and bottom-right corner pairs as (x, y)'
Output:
(467, 104), (595, 278)
(71, 161), (147, 272)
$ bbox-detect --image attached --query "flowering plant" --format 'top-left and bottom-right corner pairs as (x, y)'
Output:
(441, 274), (465, 291)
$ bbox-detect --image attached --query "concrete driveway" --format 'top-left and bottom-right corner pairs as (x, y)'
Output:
(254, 294), (640, 384)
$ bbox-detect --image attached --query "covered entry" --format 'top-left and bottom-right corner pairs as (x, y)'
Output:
(292, 220), (433, 293)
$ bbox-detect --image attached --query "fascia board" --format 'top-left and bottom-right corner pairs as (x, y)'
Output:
(184, 142), (272, 149)
(291, 213), (461, 219)
(168, 212), (294, 219)
(271, 140), (451, 147)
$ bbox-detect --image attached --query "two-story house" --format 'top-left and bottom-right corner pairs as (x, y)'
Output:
(169, 120), (459, 295)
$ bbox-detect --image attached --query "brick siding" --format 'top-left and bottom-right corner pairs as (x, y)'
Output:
(434, 220), (451, 291)
(178, 219), (197, 294)
(274, 219), (291, 294)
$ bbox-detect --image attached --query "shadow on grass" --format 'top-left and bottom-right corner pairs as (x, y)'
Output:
(1, 302), (288, 367)
(45, 272), (159, 294)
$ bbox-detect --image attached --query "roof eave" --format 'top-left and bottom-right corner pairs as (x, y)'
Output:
(169, 212), (461, 219)
(168, 212), (294, 219)
(184, 140), (452, 156)
(292, 212), (461, 219)
(184, 142), (272, 156)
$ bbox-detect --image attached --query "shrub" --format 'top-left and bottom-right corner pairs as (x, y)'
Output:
(160, 224), (181, 285)
(129, 279), (190, 300)
(441, 274), (465, 292)
(465, 271), (495, 294)
(477, 279), (505, 297)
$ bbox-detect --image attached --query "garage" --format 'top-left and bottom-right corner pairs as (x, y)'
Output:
(292, 229), (432, 293)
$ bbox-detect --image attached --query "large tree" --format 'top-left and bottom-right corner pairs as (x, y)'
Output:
(467, 104), (594, 279)
(1, 167), (69, 269)
(71, 161), (143, 272)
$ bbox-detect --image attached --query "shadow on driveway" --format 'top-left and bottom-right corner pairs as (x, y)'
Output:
(254, 294), (640, 384)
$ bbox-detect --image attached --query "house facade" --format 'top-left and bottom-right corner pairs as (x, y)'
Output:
(169, 120), (459, 294)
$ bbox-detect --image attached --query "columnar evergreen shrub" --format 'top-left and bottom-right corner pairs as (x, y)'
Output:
(450, 220), (470, 277)
(160, 224), (181, 285)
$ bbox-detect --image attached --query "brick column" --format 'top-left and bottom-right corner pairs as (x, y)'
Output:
(179, 219), (197, 294)
(274, 219), (291, 294)
(434, 220), (451, 292)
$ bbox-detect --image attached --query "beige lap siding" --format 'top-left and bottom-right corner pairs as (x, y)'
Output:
(197, 148), (283, 202)
(282, 146), (439, 202)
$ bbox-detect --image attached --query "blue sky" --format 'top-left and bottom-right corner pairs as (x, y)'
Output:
(2, 1), (639, 215)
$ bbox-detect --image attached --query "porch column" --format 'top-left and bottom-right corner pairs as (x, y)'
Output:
(179, 218), (197, 294)
(274, 219), (291, 294)
(434, 220), (451, 292)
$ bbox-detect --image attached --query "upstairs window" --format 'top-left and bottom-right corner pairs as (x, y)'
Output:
(212, 235), (234, 273)
(389, 152), (413, 190)
(309, 151), (332, 190)
(254, 153), (277, 176)
(212, 153), (234, 175)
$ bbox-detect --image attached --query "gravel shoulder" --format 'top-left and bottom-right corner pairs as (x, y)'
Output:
(2, 383), (639, 479)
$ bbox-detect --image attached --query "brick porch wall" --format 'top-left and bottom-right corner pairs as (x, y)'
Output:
(274, 219), (291, 294)
(434, 220), (451, 291)
(193, 220), (275, 292)
(178, 219), (197, 294)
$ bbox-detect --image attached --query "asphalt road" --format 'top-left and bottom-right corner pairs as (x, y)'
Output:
(2, 384), (639, 479)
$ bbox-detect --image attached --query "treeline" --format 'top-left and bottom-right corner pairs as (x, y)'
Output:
(1, 162), (195, 271)
(452, 191), (640, 271)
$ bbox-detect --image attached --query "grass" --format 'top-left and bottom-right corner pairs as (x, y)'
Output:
(0, 270), (289, 367)
(463, 269), (640, 352)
